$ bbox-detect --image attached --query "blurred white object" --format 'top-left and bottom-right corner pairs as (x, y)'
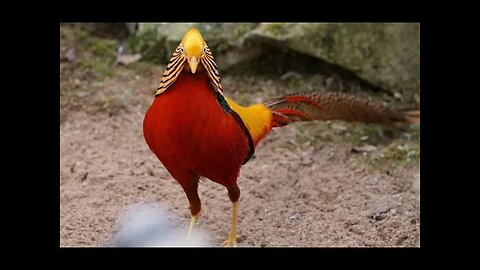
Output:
(112, 202), (210, 247)
(117, 54), (142, 65)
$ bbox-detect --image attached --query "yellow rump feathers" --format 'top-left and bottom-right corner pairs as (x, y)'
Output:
(225, 97), (273, 145)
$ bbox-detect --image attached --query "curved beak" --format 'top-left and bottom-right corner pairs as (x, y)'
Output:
(188, 56), (199, 74)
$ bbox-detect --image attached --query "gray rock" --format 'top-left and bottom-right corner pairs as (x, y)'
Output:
(351, 145), (378, 153)
(250, 23), (419, 92)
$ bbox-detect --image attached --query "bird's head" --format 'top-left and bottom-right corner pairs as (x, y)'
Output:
(156, 27), (222, 96)
(180, 28), (207, 74)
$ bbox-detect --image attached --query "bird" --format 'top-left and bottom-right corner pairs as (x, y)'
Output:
(143, 27), (419, 247)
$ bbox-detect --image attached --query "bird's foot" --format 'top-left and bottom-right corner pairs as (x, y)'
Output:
(186, 214), (199, 240)
(222, 238), (237, 247)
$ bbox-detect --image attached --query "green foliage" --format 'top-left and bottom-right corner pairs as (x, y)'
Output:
(355, 124), (420, 172)
(72, 24), (89, 41)
(128, 30), (167, 64)
(129, 61), (156, 76)
(264, 23), (286, 36)
(86, 39), (117, 62)
(233, 23), (259, 38)
(78, 58), (115, 78)
(74, 31), (118, 79)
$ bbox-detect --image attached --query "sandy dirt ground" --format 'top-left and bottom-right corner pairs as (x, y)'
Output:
(60, 69), (420, 247)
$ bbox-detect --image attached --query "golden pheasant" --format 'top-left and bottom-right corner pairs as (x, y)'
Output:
(143, 28), (419, 247)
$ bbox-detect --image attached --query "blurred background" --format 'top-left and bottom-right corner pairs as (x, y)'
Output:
(60, 23), (419, 120)
(60, 23), (420, 247)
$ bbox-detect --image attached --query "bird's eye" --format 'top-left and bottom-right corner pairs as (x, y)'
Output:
(180, 46), (185, 53)
(203, 47), (208, 53)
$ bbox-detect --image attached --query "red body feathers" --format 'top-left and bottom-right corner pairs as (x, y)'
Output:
(143, 70), (251, 196)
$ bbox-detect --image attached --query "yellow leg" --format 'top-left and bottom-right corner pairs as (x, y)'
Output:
(222, 201), (238, 247)
(186, 214), (198, 239)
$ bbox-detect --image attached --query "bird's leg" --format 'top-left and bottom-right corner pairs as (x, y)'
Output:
(186, 214), (199, 240)
(223, 184), (240, 247)
(180, 176), (201, 239)
(222, 201), (238, 247)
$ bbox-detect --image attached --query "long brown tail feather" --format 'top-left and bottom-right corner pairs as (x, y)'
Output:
(264, 91), (420, 127)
